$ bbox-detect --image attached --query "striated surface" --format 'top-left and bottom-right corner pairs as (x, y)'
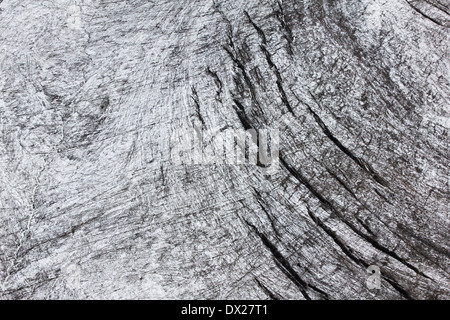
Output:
(0, 0), (449, 299)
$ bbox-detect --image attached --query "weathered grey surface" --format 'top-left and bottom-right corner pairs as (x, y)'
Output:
(0, 0), (449, 299)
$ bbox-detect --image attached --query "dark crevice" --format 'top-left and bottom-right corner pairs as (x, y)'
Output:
(244, 12), (295, 115)
(231, 100), (269, 169)
(223, 45), (259, 107)
(326, 167), (385, 237)
(406, 0), (448, 27)
(423, 0), (450, 15)
(304, 206), (366, 268)
(305, 98), (387, 187)
(304, 206), (413, 300)
(355, 216), (376, 236)
(374, 188), (393, 205)
(326, 167), (360, 201)
(206, 67), (223, 101)
(274, 0), (294, 55)
(260, 44), (295, 115)
(190, 86), (205, 126)
(279, 156), (430, 282)
(100, 96), (109, 111)
(232, 99), (253, 131)
(331, 176), (450, 270)
(244, 11), (267, 45)
(399, 224), (450, 259)
(252, 188), (281, 239)
(254, 277), (280, 300)
(244, 219), (311, 300)
(381, 274), (414, 300)
(280, 156), (336, 211)
(214, 4), (234, 47)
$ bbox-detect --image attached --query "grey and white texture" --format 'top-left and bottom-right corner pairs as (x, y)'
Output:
(0, 0), (449, 299)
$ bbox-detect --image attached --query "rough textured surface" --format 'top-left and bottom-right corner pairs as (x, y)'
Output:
(0, 0), (449, 299)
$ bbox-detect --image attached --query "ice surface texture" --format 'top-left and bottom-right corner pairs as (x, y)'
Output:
(0, 0), (449, 299)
